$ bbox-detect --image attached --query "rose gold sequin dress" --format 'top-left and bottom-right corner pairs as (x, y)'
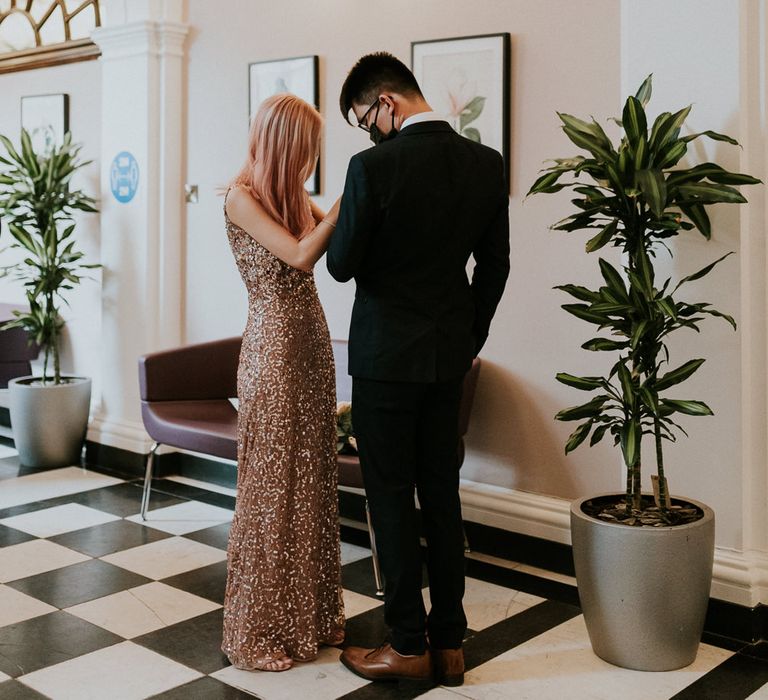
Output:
(221, 191), (345, 664)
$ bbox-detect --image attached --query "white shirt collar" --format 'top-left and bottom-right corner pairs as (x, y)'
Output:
(400, 111), (445, 130)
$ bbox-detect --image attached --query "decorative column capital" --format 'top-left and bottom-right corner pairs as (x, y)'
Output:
(91, 20), (189, 61)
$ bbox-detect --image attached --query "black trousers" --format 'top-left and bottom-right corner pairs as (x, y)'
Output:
(352, 376), (467, 655)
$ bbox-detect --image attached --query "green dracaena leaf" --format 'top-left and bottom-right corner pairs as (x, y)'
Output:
(654, 359), (706, 391)
(637, 169), (667, 218)
(585, 220), (618, 253)
(556, 373), (605, 391)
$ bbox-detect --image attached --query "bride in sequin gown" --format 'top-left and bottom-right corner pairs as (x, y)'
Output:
(220, 94), (344, 672)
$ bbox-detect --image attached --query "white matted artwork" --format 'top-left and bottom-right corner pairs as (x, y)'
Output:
(412, 34), (510, 186)
(249, 55), (320, 194)
(20, 93), (69, 154)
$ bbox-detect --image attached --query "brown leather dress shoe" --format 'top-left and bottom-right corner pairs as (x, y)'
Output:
(340, 643), (432, 682)
(433, 647), (465, 686)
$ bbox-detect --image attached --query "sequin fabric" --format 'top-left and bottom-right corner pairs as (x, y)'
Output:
(221, 190), (345, 664)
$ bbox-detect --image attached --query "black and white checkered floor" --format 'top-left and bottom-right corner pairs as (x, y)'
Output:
(1, 440), (768, 699)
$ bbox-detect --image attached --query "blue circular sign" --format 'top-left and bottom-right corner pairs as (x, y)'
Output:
(110, 151), (139, 203)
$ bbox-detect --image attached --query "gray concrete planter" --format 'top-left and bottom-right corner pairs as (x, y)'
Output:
(571, 493), (715, 671)
(9, 376), (91, 468)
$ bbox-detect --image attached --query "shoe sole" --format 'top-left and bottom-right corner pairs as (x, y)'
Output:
(340, 654), (433, 685)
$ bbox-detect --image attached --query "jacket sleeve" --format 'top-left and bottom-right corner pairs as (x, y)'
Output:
(327, 155), (377, 282)
(470, 154), (510, 355)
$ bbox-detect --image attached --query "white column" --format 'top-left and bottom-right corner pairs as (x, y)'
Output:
(733, 0), (768, 604)
(87, 0), (189, 453)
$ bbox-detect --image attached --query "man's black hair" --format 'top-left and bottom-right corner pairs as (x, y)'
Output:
(339, 52), (424, 125)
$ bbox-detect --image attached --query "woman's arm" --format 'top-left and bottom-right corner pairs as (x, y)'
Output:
(227, 188), (341, 272)
(309, 199), (325, 225)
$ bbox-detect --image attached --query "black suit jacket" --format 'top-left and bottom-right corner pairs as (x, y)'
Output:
(327, 120), (510, 382)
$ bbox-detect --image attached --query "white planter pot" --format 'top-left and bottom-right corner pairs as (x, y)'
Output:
(9, 376), (91, 468)
(571, 493), (715, 671)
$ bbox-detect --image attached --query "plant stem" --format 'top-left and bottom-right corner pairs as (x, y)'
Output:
(654, 415), (668, 513)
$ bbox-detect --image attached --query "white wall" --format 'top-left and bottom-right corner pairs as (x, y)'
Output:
(184, 0), (624, 504)
(622, 0), (743, 548)
(0, 60), (102, 405)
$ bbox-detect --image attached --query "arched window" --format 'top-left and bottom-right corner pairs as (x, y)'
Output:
(0, 1), (101, 74)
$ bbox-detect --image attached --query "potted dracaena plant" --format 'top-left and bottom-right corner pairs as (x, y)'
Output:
(527, 75), (760, 671)
(0, 129), (99, 468)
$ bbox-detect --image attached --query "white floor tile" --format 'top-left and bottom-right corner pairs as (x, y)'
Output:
(0, 503), (120, 537)
(213, 646), (370, 699)
(340, 541), (371, 565)
(440, 615), (732, 700)
(18, 640), (202, 700)
(125, 500), (233, 535)
(343, 588), (383, 619)
(0, 539), (90, 583)
(164, 475), (237, 497)
(0, 444), (18, 459)
(65, 581), (221, 638)
(422, 577), (544, 632)
(0, 467), (122, 510)
(0, 584), (57, 627)
(101, 536), (226, 580)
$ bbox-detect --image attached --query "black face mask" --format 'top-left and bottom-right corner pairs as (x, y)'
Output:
(369, 108), (397, 145)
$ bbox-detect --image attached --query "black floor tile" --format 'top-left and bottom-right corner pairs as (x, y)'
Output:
(671, 653), (768, 699)
(147, 675), (255, 699)
(183, 522), (231, 550)
(134, 608), (229, 674)
(48, 518), (173, 557)
(343, 605), (390, 650)
(151, 479), (236, 510)
(69, 482), (186, 517)
(0, 680), (49, 699)
(162, 560), (228, 604)
(0, 611), (121, 678)
(0, 524), (35, 547)
(341, 557), (382, 599)
(7, 558), (152, 608)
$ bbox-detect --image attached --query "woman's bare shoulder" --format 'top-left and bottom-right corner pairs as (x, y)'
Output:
(226, 185), (261, 217)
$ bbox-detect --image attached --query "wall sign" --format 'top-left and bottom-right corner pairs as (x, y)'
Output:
(110, 151), (139, 203)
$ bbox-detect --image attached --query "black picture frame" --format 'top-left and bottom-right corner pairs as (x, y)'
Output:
(411, 33), (510, 188)
(248, 55), (321, 195)
(20, 93), (69, 154)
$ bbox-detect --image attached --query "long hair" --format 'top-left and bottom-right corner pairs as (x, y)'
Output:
(230, 93), (321, 237)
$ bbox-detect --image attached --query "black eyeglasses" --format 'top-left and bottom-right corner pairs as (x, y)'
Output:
(357, 97), (381, 133)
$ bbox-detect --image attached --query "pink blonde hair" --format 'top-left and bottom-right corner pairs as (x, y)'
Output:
(231, 93), (321, 237)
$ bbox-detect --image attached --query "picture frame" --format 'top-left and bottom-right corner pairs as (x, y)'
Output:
(20, 94), (69, 154)
(249, 55), (320, 195)
(412, 33), (510, 187)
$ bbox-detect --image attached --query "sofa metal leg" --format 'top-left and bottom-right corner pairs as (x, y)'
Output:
(141, 442), (160, 520)
(463, 525), (471, 554)
(366, 499), (385, 597)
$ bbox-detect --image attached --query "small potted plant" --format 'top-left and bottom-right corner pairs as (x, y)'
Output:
(0, 129), (99, 467)
(528, 76), (760, 670)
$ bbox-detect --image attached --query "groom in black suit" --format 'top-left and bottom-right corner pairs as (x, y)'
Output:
(328, 52), (509, 686)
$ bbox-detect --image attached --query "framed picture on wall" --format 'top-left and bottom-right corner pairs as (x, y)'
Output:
(20, 94), (69, 154)
(249, 55), (320, 195)
(412, 34), (510, 187)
